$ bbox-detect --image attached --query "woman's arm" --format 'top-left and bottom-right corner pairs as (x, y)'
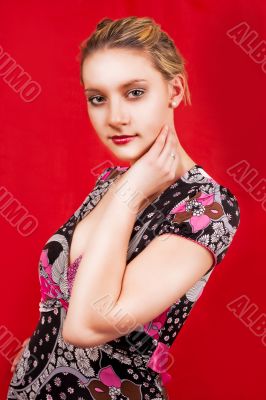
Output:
(62, 175), (214, 348)
(62, 175), (144, 342)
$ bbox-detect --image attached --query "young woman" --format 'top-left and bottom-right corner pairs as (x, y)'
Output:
(8, 16), (240, 400)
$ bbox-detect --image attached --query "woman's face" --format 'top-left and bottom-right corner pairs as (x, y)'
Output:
(82, 48), (178, 164)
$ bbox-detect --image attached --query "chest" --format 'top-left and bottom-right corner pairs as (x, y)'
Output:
(69, 177), (123, 265)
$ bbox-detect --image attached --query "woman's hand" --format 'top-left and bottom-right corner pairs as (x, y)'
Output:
(122, 124), (181, 201)
(10, 337), (30, 373)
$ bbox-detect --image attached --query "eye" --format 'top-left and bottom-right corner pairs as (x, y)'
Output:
(128, 89), (145, 98)
(87, 88), (145, 106)
(87, 95), (105, 106)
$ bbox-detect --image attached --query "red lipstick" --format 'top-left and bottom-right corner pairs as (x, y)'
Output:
(111, 134), (138, 145)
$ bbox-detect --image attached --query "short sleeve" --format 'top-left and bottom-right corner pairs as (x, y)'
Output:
(156, 185), (241, 271)
(94, 166), (115, 188)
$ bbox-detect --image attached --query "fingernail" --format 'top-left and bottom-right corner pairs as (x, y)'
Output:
(163, 125), (168, 138)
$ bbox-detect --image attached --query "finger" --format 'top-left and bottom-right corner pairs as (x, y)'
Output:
(158, 126), (174, 164)
(159, 130), (179, 174)
(11, 352), (21, 368)
(146, 124), (169, 159)
(160, 127), (178, 162)
(161, 152), (177, 180)
(11, 355), (21, 371)
(11, 358), (18, 371)
(11, 362), (18, 372)
(11, 346), (24, 370)
(22, 338), (30, 346)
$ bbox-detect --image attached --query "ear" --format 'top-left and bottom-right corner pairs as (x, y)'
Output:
(168, 73), (185, 108)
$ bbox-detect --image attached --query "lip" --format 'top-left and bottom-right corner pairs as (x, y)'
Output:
(111, 134), (138, 145)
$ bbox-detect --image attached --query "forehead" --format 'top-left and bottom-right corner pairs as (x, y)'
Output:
(82, 48), (160, 90)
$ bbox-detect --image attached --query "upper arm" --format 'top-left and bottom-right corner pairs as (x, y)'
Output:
(112, 232), (214, 334)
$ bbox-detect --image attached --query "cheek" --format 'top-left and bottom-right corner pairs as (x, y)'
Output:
(87, 108), (104, 132)
(87, 106), (96, 121)
(140, 95), (168, 131)
(141, 117), (167, 144)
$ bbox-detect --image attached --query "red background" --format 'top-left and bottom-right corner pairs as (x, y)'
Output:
(1, 1), (265, 398)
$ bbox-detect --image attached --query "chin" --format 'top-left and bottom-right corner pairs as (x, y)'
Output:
(112, 153), (137, 163)
(106, 137), (153, 163)
(116, 146), (148, 161)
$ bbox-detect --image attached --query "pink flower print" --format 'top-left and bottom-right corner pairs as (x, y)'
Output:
(101, 170), (112, 181)
(39, 274), (59, 301)
(147, 342), (173, 385)
(99, 365), (121, 388)
(87, 365), (142, 399)
(170, 190), (224, 233)
(39, 249), (68, 310)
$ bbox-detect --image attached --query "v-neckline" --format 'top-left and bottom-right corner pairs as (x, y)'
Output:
(67, 163), (202, 268)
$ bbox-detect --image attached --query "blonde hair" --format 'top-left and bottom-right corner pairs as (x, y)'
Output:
(78, 16), (191, 106)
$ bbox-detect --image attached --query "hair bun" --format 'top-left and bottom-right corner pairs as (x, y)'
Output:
(96, 18), (113, 30)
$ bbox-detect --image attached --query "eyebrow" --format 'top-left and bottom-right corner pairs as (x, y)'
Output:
(84, 79), (148, 93)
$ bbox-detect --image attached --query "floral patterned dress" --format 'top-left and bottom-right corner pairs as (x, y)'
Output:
(7, 163), (241, 400)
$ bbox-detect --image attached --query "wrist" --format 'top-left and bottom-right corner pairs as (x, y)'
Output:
(108, 175), (147, 214)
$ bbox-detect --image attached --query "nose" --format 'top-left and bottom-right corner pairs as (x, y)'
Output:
(108, 98), (130, 127)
